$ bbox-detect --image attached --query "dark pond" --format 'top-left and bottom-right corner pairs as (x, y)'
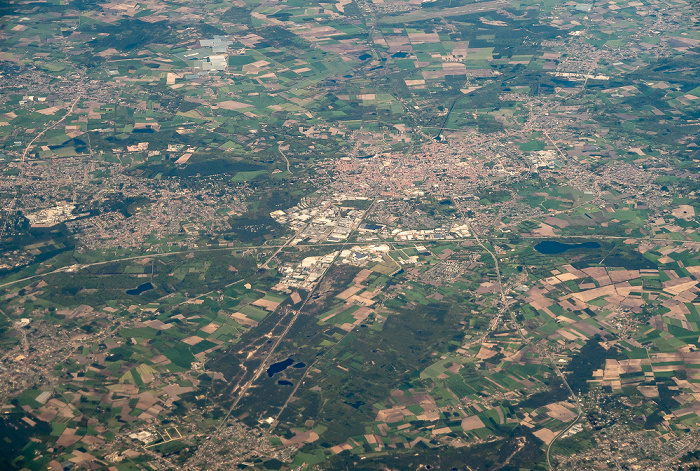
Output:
(392, 52), (408, 58)
(359, 53), (372, 60)
(278, 380), (293, 386)
(293, 362), (306, 369)
(267, 358), (294, 377)
(126, 282), (154, 295)
(534, 240), (601, 255)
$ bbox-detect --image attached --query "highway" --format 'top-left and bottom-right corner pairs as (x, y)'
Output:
(0, 231), (696, 290)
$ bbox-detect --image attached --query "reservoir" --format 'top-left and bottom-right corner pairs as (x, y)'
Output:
(534, 240), (601, 255)
(126, 282), (154, 295)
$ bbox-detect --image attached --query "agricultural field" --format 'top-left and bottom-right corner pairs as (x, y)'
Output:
(0, 0), (699, 469)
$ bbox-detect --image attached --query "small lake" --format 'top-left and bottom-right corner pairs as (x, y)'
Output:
(267, 358), (295, 377)
(267, 359), (306, 377)
(534, 240), (601, 255)
(278, 380), (293, 386)
(126, 282), (154, 295)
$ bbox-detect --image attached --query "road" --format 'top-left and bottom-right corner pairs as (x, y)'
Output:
(473, 222), (584, 470)
(278, 145), (292, 175)
(259, 211), (324, 269)
(452, 199), (584, 470)
(218, 255), (337, 429)
(1, 232), (696, 291)
(0, 91), (84, 240)
(476, 220), (584, 470)
(215, 200), (376, 429)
